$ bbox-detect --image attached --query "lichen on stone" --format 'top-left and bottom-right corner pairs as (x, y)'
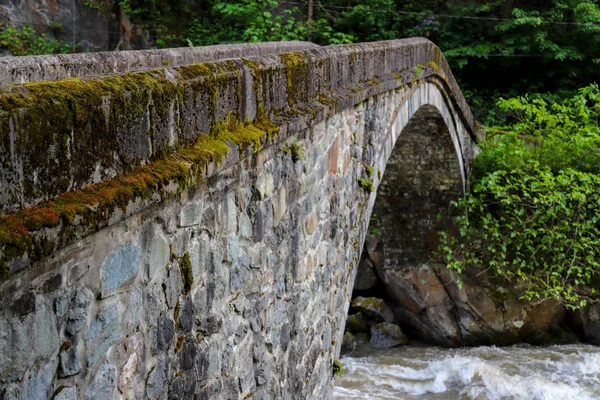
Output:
(178, 252), (193, 295)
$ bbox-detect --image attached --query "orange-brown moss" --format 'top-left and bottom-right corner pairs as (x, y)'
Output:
(0, 107), (279, 279)
(175, 335), (185, 352)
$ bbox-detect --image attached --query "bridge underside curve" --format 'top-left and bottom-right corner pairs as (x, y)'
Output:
(375, 104), (463, 270)
(359, 104), (465, 346)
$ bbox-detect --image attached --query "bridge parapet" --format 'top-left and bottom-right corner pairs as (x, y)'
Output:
(0, 39), (479, 399)
(0, 38), (478, 279)
(0, 41), (320, 85)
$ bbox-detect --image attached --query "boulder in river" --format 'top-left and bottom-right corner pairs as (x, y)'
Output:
(370, 322), (408, 348)
(351, 297), (394, 323)
(345, 313), (369, 334)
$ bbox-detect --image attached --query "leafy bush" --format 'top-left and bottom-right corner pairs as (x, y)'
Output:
(0, 25), (70, 56)
(440, 85), (600, 309)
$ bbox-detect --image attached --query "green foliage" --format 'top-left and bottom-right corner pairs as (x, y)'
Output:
(358, 177), (374, 193)
(430, 0), (600, 123)
(473, 84), (600, 179)
(82, 0), (112, 14)
(0, 25), (70, 56)
(283, 142), (305, 162)
(440, 85), (600, 309)
(332, 359), (344, 377)
(369, 213), (383, 236)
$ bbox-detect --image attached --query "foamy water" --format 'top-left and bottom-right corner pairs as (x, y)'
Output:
(333, 343), (600, 400)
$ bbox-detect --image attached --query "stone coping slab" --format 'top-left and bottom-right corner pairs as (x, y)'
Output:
(0, 41), (320, 85)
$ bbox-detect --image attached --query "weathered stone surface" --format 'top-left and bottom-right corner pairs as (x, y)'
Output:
(53, 386), (78, 400)
(166, 264), (183, 309)
(41, 274), (62, 293)
(196, 314), (222, 336)
(34, 303), (60, 359)
(386, 265), (461, 346)
(86, 361), (116, 400)
(180, 200), (204, 227)
(0, 316), (13, 378)
(146, 358), (168, 399)
(375, 259), (584, 347)
(117, 333), (144, 398)
(370, 323), (408, 349)
(59, 342), (82, 377)
(169, 371), (197, 399)
(178, 297), (194, 332)
(11, 292), (36, 316)
(342, 332), (356, 351)
(26, 361), (56, 400)
(178, 337), (198, 371)
(84, 304), (122, 367)
(151, 315), (174, 353)
(577, 303), (600, 345)
(67, 288), (92, 335)
(351, 297), (394, 323)
(353, 258), (379, 292)
(145, 224), (170, 280)
(0, 41), (319, 85)
(124, 287), (144, 332)
(2, 314), (32, 381)
(100, 243), (142, 297)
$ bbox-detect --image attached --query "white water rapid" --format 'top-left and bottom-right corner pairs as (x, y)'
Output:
(333, 343), (600, 400)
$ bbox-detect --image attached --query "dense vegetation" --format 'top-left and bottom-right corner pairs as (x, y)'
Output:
(439, 85), (600, 309)
(0, 26), (70, 56)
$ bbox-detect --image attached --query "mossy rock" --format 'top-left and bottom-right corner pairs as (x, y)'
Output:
(370, 322), (408, 349)
(345, 313), (369, 334)
(351, 296), (394, 323)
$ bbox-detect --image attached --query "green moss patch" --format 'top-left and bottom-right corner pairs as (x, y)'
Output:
(280, 51), (309, 107)
(0, 108), (278, 279)
(179, 252), (193, 295)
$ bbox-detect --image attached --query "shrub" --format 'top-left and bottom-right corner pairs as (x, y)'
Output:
(440, 85), (600, 309)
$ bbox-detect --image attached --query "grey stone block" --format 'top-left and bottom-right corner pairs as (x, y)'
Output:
(34, 304), (60, 359)
(178, 297), (194, 332)
(145, 224), (170, 280)
(84, 304), (122, 367)
(53, 386), (78, 400)
(151, 315), (174, 353)
(100, 243), (142, 298)
(67, 288), (92, 335)
(146, 358), (168, 400)
(59, 342), (82, 377)
(369, 322), (408, 349)
(26, 362), (56, 400)
(85, 361), (116, 400)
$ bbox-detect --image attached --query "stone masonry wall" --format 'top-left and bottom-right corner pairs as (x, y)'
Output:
(0, 78), (474, 399)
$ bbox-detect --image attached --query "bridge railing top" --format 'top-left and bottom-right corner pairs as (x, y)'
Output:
(0, 37), (478, 278)
(0, 41), (320, 86)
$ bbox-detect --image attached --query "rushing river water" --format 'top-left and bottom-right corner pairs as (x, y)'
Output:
(333, 343), (600, 400)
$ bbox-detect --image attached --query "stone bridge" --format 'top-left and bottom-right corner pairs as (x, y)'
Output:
(0, 39), (478, 399)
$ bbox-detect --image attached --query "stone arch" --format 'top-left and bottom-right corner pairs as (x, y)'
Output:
(374, 103), (464, 272)
(350, 82), (472, 346)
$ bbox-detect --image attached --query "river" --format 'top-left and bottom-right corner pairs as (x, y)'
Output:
(332, 343), (600, 400)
